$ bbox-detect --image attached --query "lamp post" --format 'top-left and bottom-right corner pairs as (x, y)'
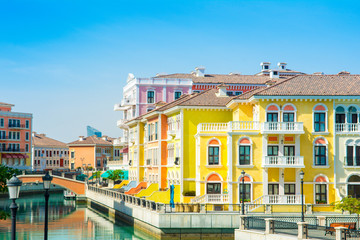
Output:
(300, 170), (305, 222)
(241, 170), (246, 215)
(7, 174), (22, 240)
(42, 172), (53, 240)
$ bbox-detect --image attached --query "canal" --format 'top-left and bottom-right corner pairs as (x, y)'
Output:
(0, 192), (156, 239)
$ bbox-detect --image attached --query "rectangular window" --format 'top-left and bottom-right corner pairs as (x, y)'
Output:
(155, 122), (158, 140)
(207, 183), (221, 194)
(315, 184), (327, 203)
(284, 146), (295, 156)
(148, 124), (151, 141)
(285, 184), (295, 195)
(25, 132), (29, 141)
(25, 144), (29, 152)
(268, 184), (279, 195)
(0, 118), (3, 127)
(239, 183), (251, 201)
(235, 91), (243, 96)
(25, 120), (29, 129)
(347, 145), (354, 166)
(147, 91), (155, 103)
(71, 152), (75, 159)
(283, 113), (294, 122)
(267, 113), (278, 122)
(226, 91), (234, 96)
(314, 146), (326, 166)
(267, 146), (279, 156)
(0, 131), (5, 139)
(239, 146), (251, 165)
(314, 113), (326, 132)
(208, 146), (219, 165)
(174, 91), (182, 100)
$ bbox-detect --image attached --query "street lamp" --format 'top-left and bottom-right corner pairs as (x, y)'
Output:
(299, 170), (305, 222)
(7, 174), (22, 240)
(241, 170), (246, 215)
(42, 172), (53, 240)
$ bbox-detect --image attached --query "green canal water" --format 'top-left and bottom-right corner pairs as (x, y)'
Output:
(0, 192), (156, 240)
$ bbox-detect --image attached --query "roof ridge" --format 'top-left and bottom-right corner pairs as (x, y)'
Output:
(250, 75), (300, 96)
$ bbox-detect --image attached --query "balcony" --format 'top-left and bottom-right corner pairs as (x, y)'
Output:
(8, 124), (26, 129)
(197, 123), (228, 132)
(113, 137), (128, 146)
(344, 156), (360, 168)
(263, 195), (303, 204)
(191, 194), (229, 203)
(262, 156), (304, 168)
(229, 121), (260, 131)
(1, 148), (26, 153)
(261, 122), (304, 134)
(117, 119), (129, 129)
(336, 123), (360, 134)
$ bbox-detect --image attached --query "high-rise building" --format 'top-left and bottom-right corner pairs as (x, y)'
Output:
(87, 126), (102, 137)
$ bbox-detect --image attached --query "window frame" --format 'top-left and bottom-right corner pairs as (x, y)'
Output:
(147, 90), (155, 104)
(174, 90), (182, 100)
(313, 104), (328, 133)
(206, 138), (221, 166)
(237, 137), (253, 166)
(313, 137), (328, 167)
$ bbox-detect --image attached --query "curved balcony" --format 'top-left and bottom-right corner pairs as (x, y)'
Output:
(262, 156), (304, 168)
(261, 122), (304, 134)
(116, 119), (129, 129)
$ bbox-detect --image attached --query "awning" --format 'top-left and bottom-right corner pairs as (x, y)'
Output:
(2, 154), (11, 158)
(23, 154), (29, 158)
(11, 154), (18, 158)
(101, 170), (113, 178)
(120, 147), (128, 153)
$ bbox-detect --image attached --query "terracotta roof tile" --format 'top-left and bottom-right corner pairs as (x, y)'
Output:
(68, 135), (113, 146)
(32, 133), (67, 147)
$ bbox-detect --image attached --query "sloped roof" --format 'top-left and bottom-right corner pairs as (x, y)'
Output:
(154, 73), (289, 85)
(68, 135), (113, 146)
(255, 75), (360, 96)
(32, 133), (67, 147)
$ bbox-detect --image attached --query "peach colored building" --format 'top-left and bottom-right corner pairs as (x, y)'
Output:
(0, 102), (32, 169)
(68, 135), (113, 170)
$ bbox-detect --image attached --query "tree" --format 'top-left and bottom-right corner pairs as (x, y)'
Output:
(105, 170), (124, 181)
(0, 166), (21, 220)
(332, 196), (360, 229)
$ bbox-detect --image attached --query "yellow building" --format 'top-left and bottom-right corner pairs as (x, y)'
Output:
(122, 74), (360, 213)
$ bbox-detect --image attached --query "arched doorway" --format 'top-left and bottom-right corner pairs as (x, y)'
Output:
(348, 175), (360, 198)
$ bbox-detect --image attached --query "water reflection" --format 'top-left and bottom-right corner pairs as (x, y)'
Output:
(0, 193), (155, 239)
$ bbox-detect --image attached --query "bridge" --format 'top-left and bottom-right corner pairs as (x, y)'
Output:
(18, 172), (86, 197)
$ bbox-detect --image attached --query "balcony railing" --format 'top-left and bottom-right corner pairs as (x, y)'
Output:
(344, 156), (360, 167)
(262, 156), (304, 168)
(263, 195), (303, 204)
(1, 148), (26, 153)
(261, 122), (304, 134)
(198, 123), (228, 132)
(336, 123), (360, 133)
(229, 121), (260, 131)
(192, 194), (229, 203)
(8, 124), (26, 129)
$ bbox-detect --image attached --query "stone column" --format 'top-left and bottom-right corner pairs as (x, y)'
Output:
(297, 222), (308, 240)
(335, 227), (347, 240)
(227, 134), (233, 210)
(265, 218), (275, 234)
(317, 216), (326, 226)
(239, 215), (247, 230)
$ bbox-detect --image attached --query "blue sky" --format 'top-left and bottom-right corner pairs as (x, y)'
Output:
(1, 0), (360, 142)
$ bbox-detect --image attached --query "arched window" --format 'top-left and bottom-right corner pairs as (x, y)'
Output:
(314, 175), (328, 204)
(348, 106), (358, 124)
(313, 137), (328, 166)
(348, 175), (360, 199)
(207, 138), (221, 166)
(313, 104), (328, 132)
(239, 175), (252, 202)
(206, 173), (222, 194)
(266, 104), (280, 122)
(238, 137), (252, 166)
(282, 104), (296, 122)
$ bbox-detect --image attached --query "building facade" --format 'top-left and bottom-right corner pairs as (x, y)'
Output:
(32, 133), (69, 170)
(0, 102), (32, 169)
(118, 74), (360, 213)
(68, 135), (113, 170)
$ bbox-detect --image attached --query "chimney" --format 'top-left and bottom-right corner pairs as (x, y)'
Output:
(195, 66), (205, 77)
(102, 136), (108, 141)
(79, 136), (84, 141)
(32, 132), (36, 137)
(338, 71), (350, 75)
(216, 83), (228, 97)
(278, 62), (287, 70)
(260, 62), (271, 72)
(270, 70), (279, 79)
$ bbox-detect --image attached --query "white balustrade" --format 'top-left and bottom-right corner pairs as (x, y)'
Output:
(191, 194), (229, 203)
(263, 195), (303, 204)
(261, 122), (304, 133)
(229, 121), (260, 131)
(336, 123), (360, 133)
(197, 123), (228, 132)
(262, 156), (304, 168)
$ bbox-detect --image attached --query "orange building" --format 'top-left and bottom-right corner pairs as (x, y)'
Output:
(0, 102), (32, 169)
(67, 135), (113, 170)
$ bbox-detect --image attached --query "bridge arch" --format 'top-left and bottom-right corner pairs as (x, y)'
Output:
(18, 175), (86, 196)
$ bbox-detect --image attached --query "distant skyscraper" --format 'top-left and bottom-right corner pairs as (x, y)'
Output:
(87, 126), (102, 137)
